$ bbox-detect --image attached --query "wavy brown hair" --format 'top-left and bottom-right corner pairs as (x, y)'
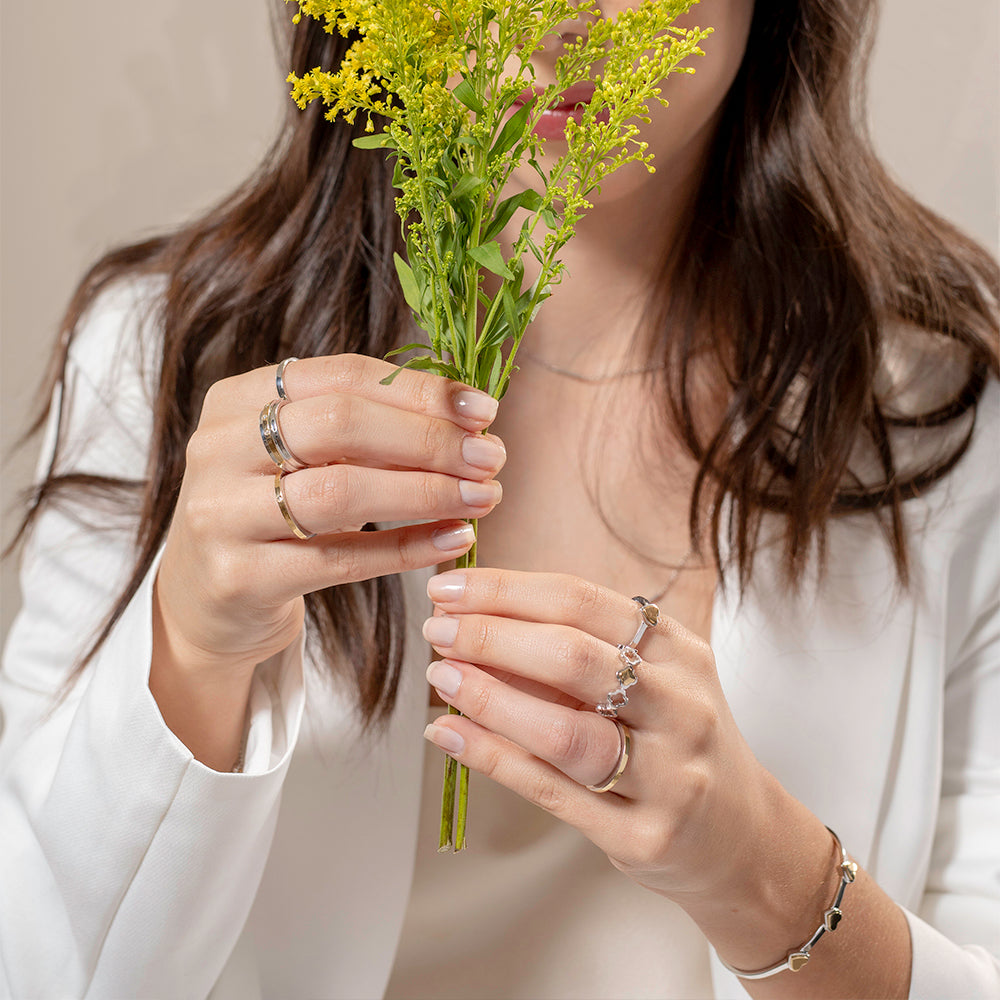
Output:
(9, 0), (999, 724)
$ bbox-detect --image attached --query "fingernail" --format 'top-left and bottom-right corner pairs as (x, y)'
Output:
(459, 479), (502, 507)
(431, 523), (475, 552)
(454, 389), (499, 426)
(424, 723), (465, 755)
(462, 434), (506, 471)
(423, 615), (459, 646)
(426, 659), (463, 697)
(428, 572), (467, 602)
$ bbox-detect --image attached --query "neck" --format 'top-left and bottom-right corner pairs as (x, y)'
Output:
(500, 136), (704, 373)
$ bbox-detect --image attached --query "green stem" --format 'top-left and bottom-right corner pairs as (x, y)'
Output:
(437, 516), (477, 852)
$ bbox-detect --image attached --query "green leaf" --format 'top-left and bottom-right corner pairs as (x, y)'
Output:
(384, 341), (432, 359)
(393, 253), (424, 315)
(468, 241), (513, 280)
(486, 350), (504, 397)
(483, 188), (543, 242)
(452, 78), (484, 116)
(489, 103), (531, 163)
(352, 133), (392, 150)
(451, 174), (486, 201)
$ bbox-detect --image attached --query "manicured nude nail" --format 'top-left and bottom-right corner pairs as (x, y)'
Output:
(459, 479), (502, 507)
(424, 723), (465, 755)
(423, 615), (459, 646)
(431, 523), (475, 552)
(454, 389), (499, 425)
(428, 572), (467, 602)
(462, 434), (506, 471)
(426, 660), (463, 697)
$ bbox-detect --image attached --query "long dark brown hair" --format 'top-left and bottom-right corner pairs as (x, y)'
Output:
(9, 0), (999, 724)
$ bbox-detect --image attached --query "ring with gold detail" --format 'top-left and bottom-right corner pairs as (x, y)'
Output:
(586, 719), (631, 793)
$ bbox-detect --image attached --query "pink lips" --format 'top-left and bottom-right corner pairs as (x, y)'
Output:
(511, 82), (597, 140)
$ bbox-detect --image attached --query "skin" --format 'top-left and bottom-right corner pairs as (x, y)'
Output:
(151, 1), (912, 994)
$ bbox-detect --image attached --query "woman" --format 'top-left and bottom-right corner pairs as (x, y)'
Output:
(1, 0), (997, 997)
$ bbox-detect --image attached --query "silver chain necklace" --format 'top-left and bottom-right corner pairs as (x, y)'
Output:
(518, 346), (667, 384)
(646, 547), (696, 604)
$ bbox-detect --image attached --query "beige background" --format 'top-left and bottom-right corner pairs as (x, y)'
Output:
(1, 1), (997, 635)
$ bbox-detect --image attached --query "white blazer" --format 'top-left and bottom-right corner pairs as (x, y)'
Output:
(1, 282), (998, 999)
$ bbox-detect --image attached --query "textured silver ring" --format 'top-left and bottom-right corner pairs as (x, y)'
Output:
(275, 357), (299, 400)
(259, 398), (308, 473)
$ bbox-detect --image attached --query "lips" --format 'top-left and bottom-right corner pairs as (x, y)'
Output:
(511, 82), (598, 140)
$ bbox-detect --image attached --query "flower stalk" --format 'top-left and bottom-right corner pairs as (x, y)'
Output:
(287, 0), (711, 851)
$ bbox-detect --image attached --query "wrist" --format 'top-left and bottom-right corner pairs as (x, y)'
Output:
(150, 584), (258, 770)
(678, 771), (836, 974)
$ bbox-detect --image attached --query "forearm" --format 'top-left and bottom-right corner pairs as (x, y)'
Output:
(149, 579), (258, 772)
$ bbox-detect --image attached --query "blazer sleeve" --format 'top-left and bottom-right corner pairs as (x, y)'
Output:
(0, 282), (305, 1000)
(905, 381), (1000, 999)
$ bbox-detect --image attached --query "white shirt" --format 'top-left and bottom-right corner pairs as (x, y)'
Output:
(1, 281), (998, 999)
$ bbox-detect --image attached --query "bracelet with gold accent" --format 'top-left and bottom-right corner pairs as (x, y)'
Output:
(719, 827), (858, 980)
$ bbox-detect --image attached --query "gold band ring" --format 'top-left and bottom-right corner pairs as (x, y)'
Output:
(273, 472), (315, 540)
(586, 719), (631, 793)
(259, 398), (308, 473)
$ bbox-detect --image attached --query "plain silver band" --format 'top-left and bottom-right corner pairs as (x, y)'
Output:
(585, 719), (631, 793)
(273, 472), (315, 540)
(276, 357), (299, 400)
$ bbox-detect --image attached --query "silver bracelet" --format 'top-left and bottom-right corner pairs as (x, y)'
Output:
(719, 827), (858, 980)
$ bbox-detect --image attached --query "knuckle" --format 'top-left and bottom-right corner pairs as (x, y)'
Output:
(419, 418), (449, 464)
(550, 634), (580, 677)
(408, 372), (441, 414)
(546, 714), (590, 766)
(530, 772), (568, 817)
(319, 393), (356, 441)
(414, 474), (442, 514)
(463, 674), (495, 721)
(573, 576), (605, 621)
(332, 542), (367, 585)
(467, 615), (500, 662)
(311, 465), (356, 518)
(325, 353), (368, 392)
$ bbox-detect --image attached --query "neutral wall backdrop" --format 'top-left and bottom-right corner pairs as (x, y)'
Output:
(1, 1), (998, 636)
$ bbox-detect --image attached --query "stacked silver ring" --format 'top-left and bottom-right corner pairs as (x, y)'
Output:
(259, 399), (308, 473)
(595, 596), (660, 718)
(262, 357), (314, 540)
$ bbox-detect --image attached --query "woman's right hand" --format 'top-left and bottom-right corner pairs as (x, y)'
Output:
(150, 354), (505, 769)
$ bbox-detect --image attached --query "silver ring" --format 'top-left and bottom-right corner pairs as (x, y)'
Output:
(586, 719), (631, 793)
(259, 399), (308, 473)
(594, 598), (659, 717)
(275, 357), (299, 400)
(274, 472), (315, 540)
(628, 595), (660, 648)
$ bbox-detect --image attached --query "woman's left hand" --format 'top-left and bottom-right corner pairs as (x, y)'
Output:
(421, 566), (782, 906)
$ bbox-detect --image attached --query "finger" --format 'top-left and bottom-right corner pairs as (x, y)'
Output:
(425, 657), (635, 793)
(256, 393), (507, 479)
(422, 611), (619, 711)
(426, 567), (705, 663)
(249, 521), (478, 605)
(216, 355), (500, 431)
(256, 465), (501, 540)
(422, 711), (630, 839)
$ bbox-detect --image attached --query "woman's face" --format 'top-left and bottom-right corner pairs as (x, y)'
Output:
(513, 0), (755, 210)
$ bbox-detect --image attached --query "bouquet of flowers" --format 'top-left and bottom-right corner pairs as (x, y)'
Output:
(288, 0), (711, 850)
